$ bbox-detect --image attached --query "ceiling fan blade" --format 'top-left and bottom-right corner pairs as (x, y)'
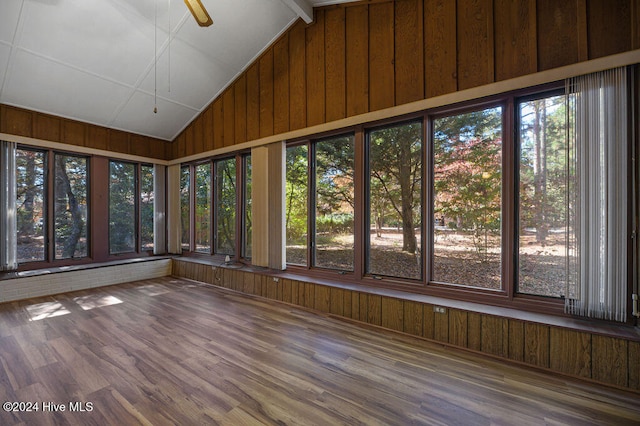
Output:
(184, 0), (213, 27)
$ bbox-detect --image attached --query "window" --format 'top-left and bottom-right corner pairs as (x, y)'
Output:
(54, 154), (88, 259)
(432, 107), (503, 289)
(16, 148), (46, 263)
(195, 162), (211, 253)
(367, 121), (423, 280)
(313, 135), (355, 271)
(109, 161), (136, 254)
(214, 157), (236, 256)
(140, 165), (154, 251)
(518, 93), (571, 298)
(242, 155), (252, 259)
(180, 165), (190, 251)
(286, 144), (309, 266)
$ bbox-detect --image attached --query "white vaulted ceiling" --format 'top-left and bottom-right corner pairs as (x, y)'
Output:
(0, 0), (354, 141)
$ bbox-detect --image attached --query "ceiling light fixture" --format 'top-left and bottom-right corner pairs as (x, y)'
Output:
(184, 0), (213, 27)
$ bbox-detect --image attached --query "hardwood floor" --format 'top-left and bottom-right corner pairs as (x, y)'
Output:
(0, 277), (638, 425)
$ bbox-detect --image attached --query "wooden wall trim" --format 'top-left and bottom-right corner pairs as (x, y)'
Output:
(0, 132), (170, 166)
(170, 49), (640, 165)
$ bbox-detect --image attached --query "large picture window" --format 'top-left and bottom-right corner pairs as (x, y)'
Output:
(140, 165), (154, 251)
(214, 157), (236, 256)
(54, 154), (88, 260)
(432, 107), (503, 289)
(109, 161), (136, 254)
(286, 144), (309, 266)
(242, 155), (252, 259)
(195, 162), (211, 253)
(313, 135), (355, 271)
(16, 149), (46, 263)
(367, 121), (423, 280)
(518, 93), (572, 298)
(180, 165), (190, 251)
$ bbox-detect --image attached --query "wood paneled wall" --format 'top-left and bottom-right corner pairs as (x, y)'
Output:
(172, 258), (640, 392)
(0, 104), (172, 160)
(172, 0), (640, 158)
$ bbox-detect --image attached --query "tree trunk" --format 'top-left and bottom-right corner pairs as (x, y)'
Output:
(56, 157), (84, 258)
(533, 101), (548, 243)
(19, 154), (36, 237)
(398, 140), (417, 254)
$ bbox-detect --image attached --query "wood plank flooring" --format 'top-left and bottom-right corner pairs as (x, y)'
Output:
(0, 277), (638, 425)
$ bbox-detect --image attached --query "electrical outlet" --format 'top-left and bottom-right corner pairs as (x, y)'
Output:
(433, 306), (446, 314)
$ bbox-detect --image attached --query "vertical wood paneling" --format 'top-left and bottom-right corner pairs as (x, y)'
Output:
(244, 271), (255, 294)
(481, 315), (507, 357)
(193, 115), (204, 154)
(266, 277), (278, 300)
(109, 130), (129, 153)
(223, 88), (235, 147)
(358, 293), (368, 322)
(259, 50), (274, 138)
(369, 2), (395, 111)
(394, 0), (424, 105)
(508, 320), (525, 362)
(315, 285), (331, 313)
(433, 309), (448, 343)
(234, 76), (247, 144)
(630, 341), (640, 390)
(290, 280), (299, 305)
(325, 7), (346, 122)
(456, 0), (494, 90)
(586, 0), (631, 59)
(246, 63), (260, 141)
(203, 105), (214, 152)
(281, 279), (292, 303)
(34, 114), (61, 142)
(448, 309), (467, 347)
(213, 98), (224, 150)
(2, 105), (32, 137)
(345, 5), (369, 116)
(367, 294), (382, 326)
(88, 126), (108, 151)
(306, 10), (326, 127)
(550, 328), (591, 378)
(591, 335), (628, 388)
(289, 21), (307, 131)
(184, 124), (195, 157)
(536, 0), (580, 71)
(403, 300), (423, 336)
(273, 35), (290, 135)
(63, 120), (86, 147)
(524, 323), (549, 368)
(330, 287), (344, 316)
(424, 0), (457, 97)
(494, 0), (537, 81)
(304, 283), (315, 309)
(130, 135), (149, 158)
(467, 312), (482, 351)
(422, 303), (435, 339)
(381, 297), (403, 332)
(342, 290), (352, 318)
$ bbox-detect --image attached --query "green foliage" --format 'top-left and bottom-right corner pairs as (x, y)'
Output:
(215, 158), (236, 255)
(434, 108), (502, 255)
(109, 161), (136, 254)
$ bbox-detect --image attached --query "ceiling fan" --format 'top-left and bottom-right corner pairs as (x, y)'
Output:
(184, 0), (213, 27)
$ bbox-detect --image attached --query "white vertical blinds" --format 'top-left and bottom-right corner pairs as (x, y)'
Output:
(0, 141), (18, 271)
(565, 67), (628, 322)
